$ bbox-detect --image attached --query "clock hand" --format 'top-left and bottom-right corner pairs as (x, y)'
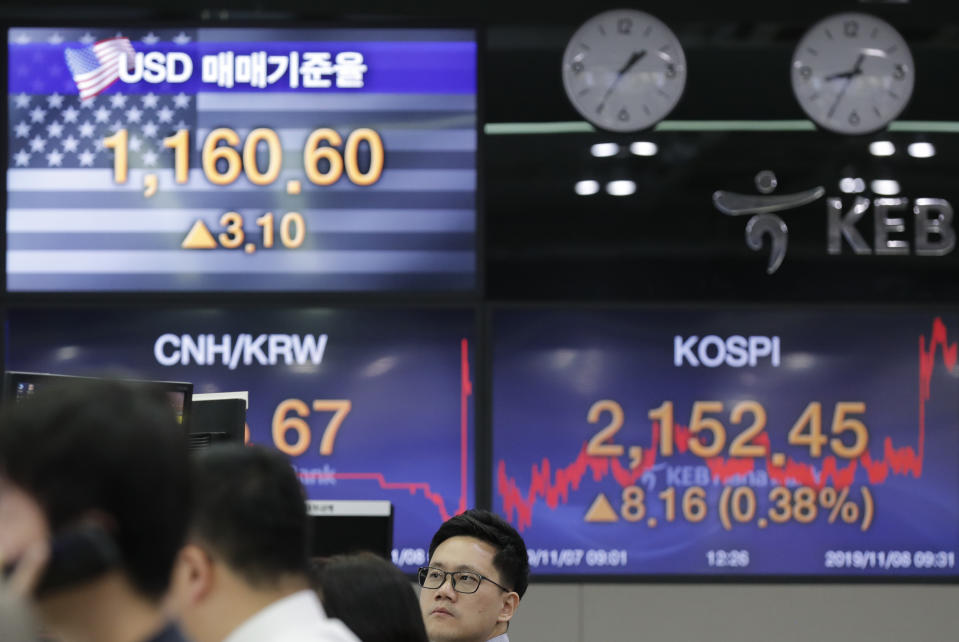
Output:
(824, 53), (867, 82)
(827, 77), (852, 118)
(597, 49), (647, 112)
(617, 49), (646, 76)
(851, 52), (865, 75)
(826, 53), (866, 119)
(824, 69), (855, 82)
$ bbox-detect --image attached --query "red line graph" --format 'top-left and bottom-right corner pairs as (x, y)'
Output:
(298, 338), (472, 522)
(498, 318), (957, 532)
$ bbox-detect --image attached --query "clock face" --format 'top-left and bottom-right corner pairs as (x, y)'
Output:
(562, 9), (687, 132)
(791, 12), (915, 135)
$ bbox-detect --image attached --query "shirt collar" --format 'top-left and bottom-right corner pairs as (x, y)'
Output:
(143, 621), (188, 642)
(223, 590), (328, 642)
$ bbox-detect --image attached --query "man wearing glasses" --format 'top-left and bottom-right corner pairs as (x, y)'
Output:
(418, 509), (529, 642)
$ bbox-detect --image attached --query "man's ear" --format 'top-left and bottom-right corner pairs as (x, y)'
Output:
(170, 543), (214, 606)
(497, 592), (520, 624)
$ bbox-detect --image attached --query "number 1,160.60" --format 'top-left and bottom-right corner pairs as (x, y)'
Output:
(103, 126), (384, 188)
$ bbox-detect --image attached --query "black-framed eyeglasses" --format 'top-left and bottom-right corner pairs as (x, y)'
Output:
(417, 566), (510, 594)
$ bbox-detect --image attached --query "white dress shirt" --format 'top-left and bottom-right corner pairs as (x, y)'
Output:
(223, 589), (359, 642)
(487, 635), (510, 642)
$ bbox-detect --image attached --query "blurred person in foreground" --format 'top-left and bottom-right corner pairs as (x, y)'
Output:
(418, 509), (529, 642)
(0, 380), (192, 642)
(169, 444), (358, 642)
(313, 551), (429, 642)
(0, 590), (38, 642)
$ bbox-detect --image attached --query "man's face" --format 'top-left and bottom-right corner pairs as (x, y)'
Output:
(419, 535), (514, 642)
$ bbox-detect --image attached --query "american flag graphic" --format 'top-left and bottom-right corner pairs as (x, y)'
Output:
(7, 28), (477, 292)
(64, 37), (136, 100)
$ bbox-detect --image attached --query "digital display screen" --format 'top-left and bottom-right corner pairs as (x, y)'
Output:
(6, 307), (475, 570)
(7, 27), (477, 292)
(492, 307), (959, 577)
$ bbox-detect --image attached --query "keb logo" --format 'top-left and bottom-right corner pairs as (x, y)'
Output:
(714, 170), (955, 274)
(712, 170), (824, 275)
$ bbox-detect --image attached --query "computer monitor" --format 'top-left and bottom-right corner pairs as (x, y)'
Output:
(2, 371), (193, 431)
(306, 500), (393, 561)
(188, 394), (247, 450)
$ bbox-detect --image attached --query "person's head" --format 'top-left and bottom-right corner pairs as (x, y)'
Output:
(172, 444), (312, 642)
(312, 552), (428, 642)
(418, 509), (529, 642)
(0, 379), (191, 604)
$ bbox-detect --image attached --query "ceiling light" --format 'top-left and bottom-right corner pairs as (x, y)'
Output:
(868, 141), (895, 156)
(839, 177), (866, 193)
(574, 180), (600, 195)
(605, 180), (636, 196)
(871, 180), (901, 195)
(629, 141), (658, 156)
(907, 142), (935, 158)
(590, 143), (619, 157)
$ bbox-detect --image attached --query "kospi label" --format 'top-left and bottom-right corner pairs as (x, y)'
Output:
(674, 335), (781, 368)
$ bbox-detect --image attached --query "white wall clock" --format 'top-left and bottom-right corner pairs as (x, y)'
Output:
(791, 12), (915, 135)
(562, 9), (687, 132)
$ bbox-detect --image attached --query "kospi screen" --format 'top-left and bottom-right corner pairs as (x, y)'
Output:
(6, 307), (475, 570)
(491, 307), (959, 578)
(6, 27), (477, 292)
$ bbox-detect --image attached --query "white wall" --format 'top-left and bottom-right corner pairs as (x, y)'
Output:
(509, 583), (959, 642)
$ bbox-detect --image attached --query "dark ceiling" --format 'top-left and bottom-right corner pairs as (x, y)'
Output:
(3, 0), (959, 302)
(0, 0), (953, 23)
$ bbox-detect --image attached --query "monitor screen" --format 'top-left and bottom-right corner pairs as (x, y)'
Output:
(306, 500), (393, 560)
(6, 26), (477, 292)
(491, 307), (959, 578)
(2, 370), (192, 428)
(6, 306), (475, 571)
(189, 395), (246, 441)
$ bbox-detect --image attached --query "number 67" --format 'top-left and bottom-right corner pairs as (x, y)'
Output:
(272, 398), (352, 457)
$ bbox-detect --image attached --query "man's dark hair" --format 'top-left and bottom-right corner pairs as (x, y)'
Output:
(0, 379), (191, 600)
(428, 508), (529, 598)
(312, 552), (428, 642)
(189, 444), (310, 586)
